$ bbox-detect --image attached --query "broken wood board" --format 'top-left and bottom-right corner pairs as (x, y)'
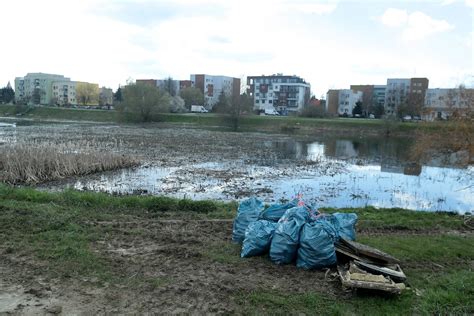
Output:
(335, 239), (401, 265)
(337, 263), (406, 294)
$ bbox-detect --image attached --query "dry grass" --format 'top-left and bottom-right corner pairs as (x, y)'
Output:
(0, 142), (139, 184)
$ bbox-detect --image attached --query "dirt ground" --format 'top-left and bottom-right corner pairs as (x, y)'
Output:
(2, 215), (468, 315)
(0, 218), (341, 315)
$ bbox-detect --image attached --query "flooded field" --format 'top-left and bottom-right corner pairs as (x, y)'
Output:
(1, 120), (473, 213)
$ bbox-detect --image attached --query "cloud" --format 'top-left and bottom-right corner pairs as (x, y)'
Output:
(284, 2), (338, 15)
(379, 8), (454, 41)
(440, 0), (456, 5)
(380, 8), (408, 27)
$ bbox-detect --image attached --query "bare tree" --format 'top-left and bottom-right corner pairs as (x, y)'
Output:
(76, 82), (99, 106)
(120, 82), (170, 122)
(412, 85), (474, 165)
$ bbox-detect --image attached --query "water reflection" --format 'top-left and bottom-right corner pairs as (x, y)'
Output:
(68, 136), (474, 214)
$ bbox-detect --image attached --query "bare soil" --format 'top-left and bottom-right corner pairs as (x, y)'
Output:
(0, 219), (340, 315)
(2, 215), (470, 315)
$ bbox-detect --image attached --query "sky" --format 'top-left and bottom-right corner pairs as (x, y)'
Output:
(1, 0), (473, 96)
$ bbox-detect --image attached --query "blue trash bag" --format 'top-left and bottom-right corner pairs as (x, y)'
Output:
(258, 199), (298, 222)
(296, 219), (339, 270)
(331, 213), (358, 241)
(241, 220), (278, 258)
(232, 197), (265, 243)
(260, 199), (315, 222)
(269, 206), (310, 264)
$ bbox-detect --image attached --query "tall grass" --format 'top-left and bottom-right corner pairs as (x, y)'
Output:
(0, 142), (138, 184)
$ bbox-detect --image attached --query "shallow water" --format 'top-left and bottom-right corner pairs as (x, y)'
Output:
(73, 138), (473, 214)
(1, 120), (472, 213)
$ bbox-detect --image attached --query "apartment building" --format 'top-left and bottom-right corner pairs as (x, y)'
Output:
(246, 74), (310, 114)
(136, 79), (193, 96)
(15, 73), (71, 105)
(424, 87), (473, 120)
(191, 74), (240, 109)
(373, 85), (386, 108)
(15, 72), (101, 106)
(325, 89), (340, 115)
(384, 79), (410, 115)
(52, 81), (77, 105)
(99, 87), (114, 106)
(337, 89), (363, 115)
(350, 85), (374, 113)
(384, 78), (429, 115)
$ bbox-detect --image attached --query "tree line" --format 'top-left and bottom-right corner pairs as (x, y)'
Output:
(116, 77), (253, 130)
(0, 83), (14, 104)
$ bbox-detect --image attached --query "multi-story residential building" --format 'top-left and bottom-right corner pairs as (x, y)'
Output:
(384, 79), (410, 116)
(350, 85), (374, 114)
(424, 88), (473, 121)
(15, 72), (100, 106)
(136, 79), (158, 87)
(52, 81), (76, 105)
(325, 89), (340, 115)
(384, 78), (429, 116)
(99, 87), (114, 106)
(408, 77), (429, 107)
(136, 79), (193, 96)
(373, 85), (386, 108)
(191, 74), (240, 109)
(246, 74), (310, 114)
(15, 73), (71, 105)
(337, 89), (363, 116)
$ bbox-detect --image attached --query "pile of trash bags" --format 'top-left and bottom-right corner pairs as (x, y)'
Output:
(232, 197), (358, 270)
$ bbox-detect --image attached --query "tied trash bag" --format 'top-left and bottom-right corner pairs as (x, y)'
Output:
(297, 219), (339, 270)
(270, 207), (310, 265)
(241, 220), (278, 258)
(330, 213), (358, 241)
(258, 199), (298, 222)
(259, 199), (314, 222)
(232, 197), (264, 243)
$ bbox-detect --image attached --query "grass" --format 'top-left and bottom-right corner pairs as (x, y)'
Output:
(0, 185), (472, 314)
(0, 104), (444, 136)
(0, 142), (138, 184)
(233, 233), (474, 315)
(322, 206), (466, 231)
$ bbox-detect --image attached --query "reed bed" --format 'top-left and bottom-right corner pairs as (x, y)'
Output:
(0, 142), (139, 184)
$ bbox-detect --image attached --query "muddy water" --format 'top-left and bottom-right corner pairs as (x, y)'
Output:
(1, 120), (473, 213)
(72, 135), (472, 214)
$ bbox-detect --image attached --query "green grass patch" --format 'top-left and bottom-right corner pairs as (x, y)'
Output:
(323, 206), (465, 231)
(236, 265), (472, 315)
(357, 234), (474, 263)
(0, 185), (472, 313)
(1, 105), (449, 136)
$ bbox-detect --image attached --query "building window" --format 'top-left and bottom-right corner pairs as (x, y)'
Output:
(256, 100), (259, 103)
(261, 100), (266, 104)
(269, 100), (273, 103)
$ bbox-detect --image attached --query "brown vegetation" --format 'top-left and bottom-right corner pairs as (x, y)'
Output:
(0, 142), (138, 184)
(412, 86), (474, 166)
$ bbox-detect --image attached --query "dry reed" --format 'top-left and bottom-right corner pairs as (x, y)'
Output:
(0, 142), (139, 184)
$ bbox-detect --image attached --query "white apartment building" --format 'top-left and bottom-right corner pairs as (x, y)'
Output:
(384, 79), (410, 116)
(373, 85), (386, 107)
(15, 73), (71, 105)
(52, 81), (77, 105)
(337, 89), (363, 115)
(424, 88), (473, 121)
(246, 74), (311, 114)
(190, 74), (240, 108)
